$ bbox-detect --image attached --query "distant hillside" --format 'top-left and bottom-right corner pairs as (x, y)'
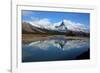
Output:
(22, 22), (35, 33)
(22, 22), (90, 37)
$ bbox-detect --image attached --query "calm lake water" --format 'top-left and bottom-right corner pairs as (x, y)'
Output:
(22, 37), (90, 62)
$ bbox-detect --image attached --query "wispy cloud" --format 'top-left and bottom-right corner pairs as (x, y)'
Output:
(22, 10), (37, 22)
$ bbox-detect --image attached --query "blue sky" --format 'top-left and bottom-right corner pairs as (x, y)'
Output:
(22, 10), (90, 27)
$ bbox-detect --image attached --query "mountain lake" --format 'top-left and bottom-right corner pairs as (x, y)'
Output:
(22, 35), (90, 62)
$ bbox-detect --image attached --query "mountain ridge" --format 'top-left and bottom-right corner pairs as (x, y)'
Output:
(22, 21), (90, 37)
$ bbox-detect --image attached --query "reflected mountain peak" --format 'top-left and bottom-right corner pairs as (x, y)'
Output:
(23, 38), (89, 51)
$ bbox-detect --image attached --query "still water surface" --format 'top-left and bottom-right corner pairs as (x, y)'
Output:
(22, 37), (90, 62)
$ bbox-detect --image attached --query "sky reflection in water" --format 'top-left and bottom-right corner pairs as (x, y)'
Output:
(22, 38), (90, 62)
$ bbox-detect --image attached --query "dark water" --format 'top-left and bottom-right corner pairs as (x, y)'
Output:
(22, 37), (90, 62)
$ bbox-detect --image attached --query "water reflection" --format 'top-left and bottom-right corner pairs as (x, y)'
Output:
(22, 38), (90, 62)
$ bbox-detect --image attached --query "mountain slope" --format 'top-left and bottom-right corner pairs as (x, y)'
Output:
(22, 21), (89, 37)
(22, 22), (34, 33)
(22, 22), (48, 33)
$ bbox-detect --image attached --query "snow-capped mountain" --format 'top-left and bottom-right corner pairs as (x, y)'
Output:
(62, 20), (89, 33)
(55, 21), (68, 32)
(27, 19), (89, 33)
(22, 19), (90, 37)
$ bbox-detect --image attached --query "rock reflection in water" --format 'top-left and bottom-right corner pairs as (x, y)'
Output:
(22, 38), (90, 62)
